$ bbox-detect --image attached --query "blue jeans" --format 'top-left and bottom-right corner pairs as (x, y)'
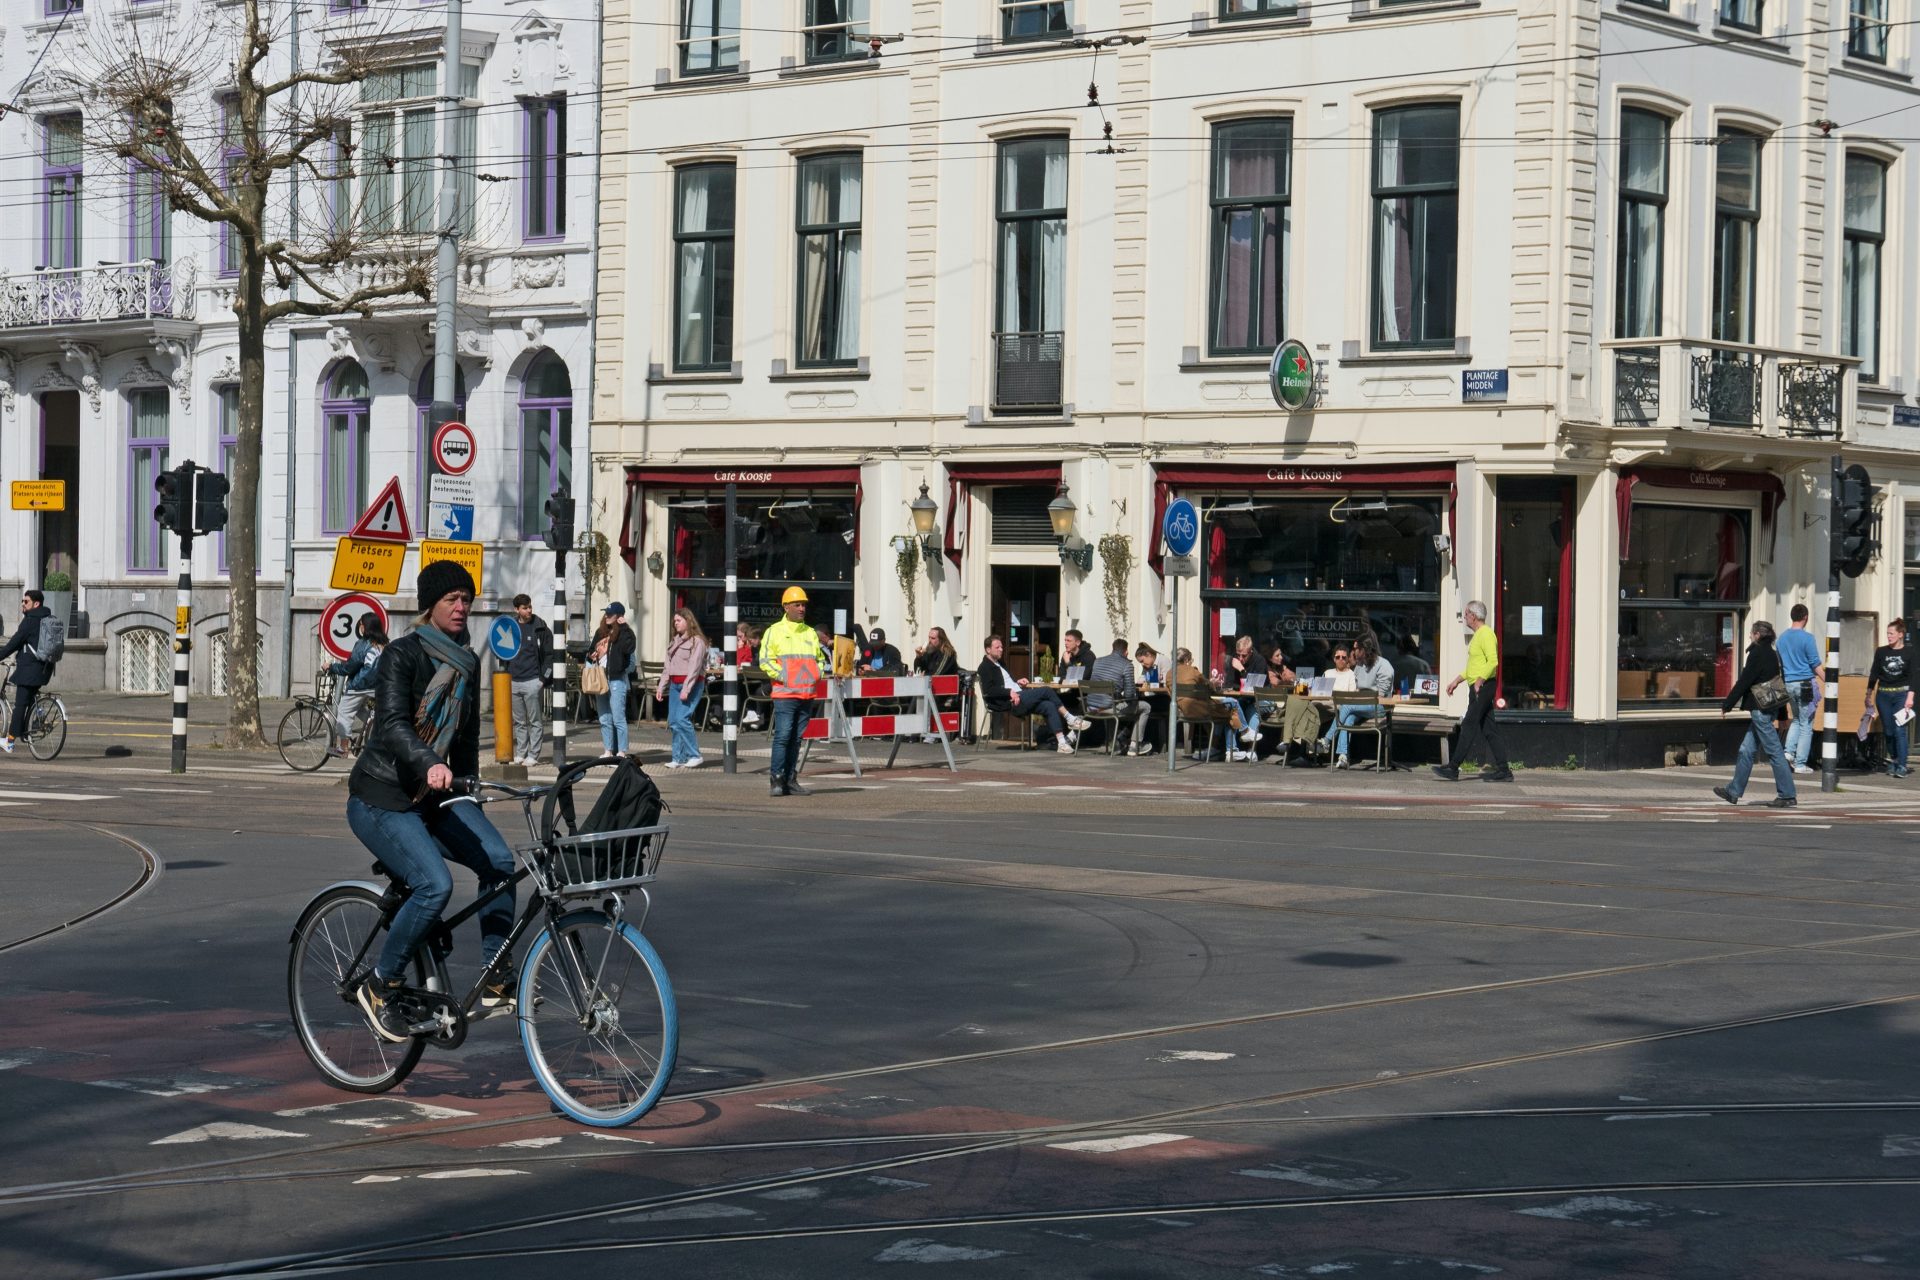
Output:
(1323, 705), (1377, 757)
(346, 796), (516, 983)
(770, 698), (813, 783)
(597, 678), (630, 753)
(1877, 690), (1910, 769)
(1727, 708), (1795, 802)
(667, 682), (704, 763)
(1784, 681), (1818, 766)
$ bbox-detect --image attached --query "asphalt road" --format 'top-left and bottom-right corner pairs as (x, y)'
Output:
(4, 760), (1920, 1279)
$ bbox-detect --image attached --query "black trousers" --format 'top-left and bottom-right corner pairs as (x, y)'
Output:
(7, 684), (38, 740)
(1453, 679), (1509, 771)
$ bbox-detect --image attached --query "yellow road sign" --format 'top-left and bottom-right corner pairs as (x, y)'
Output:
(10, 480), (65, 511)
(175, 605), (191, 636)
(419, 539), (484, 594)
(329, 537), (406, 594)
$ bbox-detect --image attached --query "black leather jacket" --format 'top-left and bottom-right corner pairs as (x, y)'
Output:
(348, 629), (480, 812)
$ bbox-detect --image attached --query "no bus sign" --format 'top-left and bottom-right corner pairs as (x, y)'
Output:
(431, 421), (476, 476)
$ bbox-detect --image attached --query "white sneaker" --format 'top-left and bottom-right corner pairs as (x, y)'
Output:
(661, 759), (682, 769)
(1240, 725), (1259, 744)
(1070, 717), (1092, 732)
(742, 710), (762, 727)
(1792, 764), (1813, 775)
(1336, 754), (1350, 769)
(0, 738), (12, 755)
(684, 755), (705, 769)
(1231, 749), (1256, 762)
(1056, 740), (1075, 755)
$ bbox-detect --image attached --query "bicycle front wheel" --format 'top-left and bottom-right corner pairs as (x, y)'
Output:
(27, 699), (65, 761)
(519, 911), (677, 1127)
(278, 703), (333, 772)
(288, 885), (427, 1092)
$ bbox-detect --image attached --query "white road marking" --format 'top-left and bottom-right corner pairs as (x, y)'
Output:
(1884, 1135), (1920, 1157)
(1237, 1164), (1387, 1191)
(1152, 1050), (1236, 1063)
(123, 786), (216, 794)
(677, 990), (812, 1009)
(1603, 1112), (1710, 1122)
(496, 1137), (563, 1149)
(611, 1204), (758, 1224)
(0, 788), (114, 802)
(1048, 1132), (1192, 1154)
(1516, 1195), (1664, 1225)
(872, 1239), (1009, 1263)
(276, 1099), (476, 1124)
(354, 1175), (403, 1184)
(152, 1122), (306, 1145)
(585, 1132), (651, 1143)
(758, 1186), (824, 1201)
(417, 1168), (528, 1180)
(1662, 818), (1720, 824)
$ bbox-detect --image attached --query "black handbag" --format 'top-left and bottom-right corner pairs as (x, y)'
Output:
(1750, 674), (1789, 712)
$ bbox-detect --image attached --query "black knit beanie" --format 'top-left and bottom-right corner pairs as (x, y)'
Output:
(417, 559), (476, 614)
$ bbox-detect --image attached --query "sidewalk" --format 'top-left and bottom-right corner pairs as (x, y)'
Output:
(36, 688), (1919, 820)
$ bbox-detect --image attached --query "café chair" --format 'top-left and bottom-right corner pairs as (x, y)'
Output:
(1330, 689), (1392, 770)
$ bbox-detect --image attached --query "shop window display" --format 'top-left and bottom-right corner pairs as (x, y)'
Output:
(1617, 504), (1748, 704)
(1200, 496), (1443, 689)
(668, 491), (856, 637)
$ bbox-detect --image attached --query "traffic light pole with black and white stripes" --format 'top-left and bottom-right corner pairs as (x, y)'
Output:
(152, 461), (230, 774)
(544, 484), (574, 769)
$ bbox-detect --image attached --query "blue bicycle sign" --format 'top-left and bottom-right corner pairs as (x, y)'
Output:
(1163, 498), (1199, 557)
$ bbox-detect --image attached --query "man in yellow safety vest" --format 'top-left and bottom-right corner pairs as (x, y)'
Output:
(759, 586), (824, 796)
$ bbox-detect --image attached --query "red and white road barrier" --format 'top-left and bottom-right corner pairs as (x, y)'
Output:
(798, 675), (962, 776)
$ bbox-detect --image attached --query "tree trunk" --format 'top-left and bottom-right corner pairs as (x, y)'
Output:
(225, 254), (269, 750)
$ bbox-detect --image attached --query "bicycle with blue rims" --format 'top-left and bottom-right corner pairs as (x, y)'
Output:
(286, 758), (677, 1127)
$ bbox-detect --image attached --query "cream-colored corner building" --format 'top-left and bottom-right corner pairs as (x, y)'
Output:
(592, 0), (1920, 766)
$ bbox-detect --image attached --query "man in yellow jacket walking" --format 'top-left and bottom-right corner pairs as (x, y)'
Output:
(1434, 600), (1513, 782)
(760, 586), (824, 796)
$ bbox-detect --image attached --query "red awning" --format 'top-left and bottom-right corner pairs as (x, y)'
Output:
(1616, 465), (1785, 560)
(619, 465), (864, 567)
(943, 461), (1063, 485)
(1151, 462), (1456, 489)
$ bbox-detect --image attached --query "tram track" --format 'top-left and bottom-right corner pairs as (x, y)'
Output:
(87, 986), (1920, 1278)
(0, 824), (161, 954)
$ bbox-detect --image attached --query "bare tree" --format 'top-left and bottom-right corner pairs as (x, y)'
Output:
(78, 0), (433, 747)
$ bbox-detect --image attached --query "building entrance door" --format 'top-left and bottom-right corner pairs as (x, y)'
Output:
(1495, 476), (1575, 710)
(989, 564), (1059, 680)
(38, 391), (80, 583)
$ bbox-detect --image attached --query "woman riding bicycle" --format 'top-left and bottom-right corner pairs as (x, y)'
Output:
(346, 561), (516, 1042)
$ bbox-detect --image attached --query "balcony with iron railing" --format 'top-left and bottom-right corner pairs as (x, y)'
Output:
(991, 330), (1064, 415)
(1602, 337), (1855, 441)
(0, 258), (198, 331)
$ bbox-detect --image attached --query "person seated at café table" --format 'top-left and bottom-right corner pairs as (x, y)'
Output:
(1059, 629), (1098, 682)
(1131, 643), (1170, 755)
(1085, 639), (1152, 754)
(1174, 647), (1257, 761)
(1316, 628), (1397, 769)
(1267, 644), (1327, 765)
(978, 633), (1090, 754)
(862, 626), (904, 672)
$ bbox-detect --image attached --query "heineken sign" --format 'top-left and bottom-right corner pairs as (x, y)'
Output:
(1269, 338), (1314, 411)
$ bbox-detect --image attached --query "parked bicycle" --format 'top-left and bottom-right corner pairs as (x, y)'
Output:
(0, 661), (67, 761)
(277, 670), (369, 772)
(287, 759), (677, 1127)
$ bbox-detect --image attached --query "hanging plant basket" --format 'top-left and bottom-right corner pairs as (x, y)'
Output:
(1097, 533), (1134, 637)
(895, 539), (920, 634)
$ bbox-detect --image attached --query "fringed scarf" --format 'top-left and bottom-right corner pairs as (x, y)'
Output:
(413, 625), (480, 760)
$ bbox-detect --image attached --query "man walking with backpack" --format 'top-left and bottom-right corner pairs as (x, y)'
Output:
(0, 589), (60, 754)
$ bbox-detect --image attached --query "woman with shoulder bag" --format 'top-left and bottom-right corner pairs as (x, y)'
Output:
(656, 608), (709, 769)
(1714, 620), (1796, 808)
(590, 602), (636, 757)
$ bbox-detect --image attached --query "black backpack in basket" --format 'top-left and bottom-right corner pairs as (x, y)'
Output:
(547, 757), (666, 883)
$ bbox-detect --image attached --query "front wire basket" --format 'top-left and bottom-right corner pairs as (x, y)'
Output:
(535, 824), (669, 898)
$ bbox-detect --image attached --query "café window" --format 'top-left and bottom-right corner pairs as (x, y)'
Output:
(1199, 495), (1444, 689)
(1617, 503), (1749, 705)
(1903, 505), (1920, 626)
(666, 490), (856, 639)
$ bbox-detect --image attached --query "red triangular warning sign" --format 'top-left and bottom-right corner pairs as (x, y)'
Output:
(350, 476), (413, 543)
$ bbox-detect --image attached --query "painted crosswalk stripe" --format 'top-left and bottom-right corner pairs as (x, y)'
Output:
(1047, 1132), (1191, 1153)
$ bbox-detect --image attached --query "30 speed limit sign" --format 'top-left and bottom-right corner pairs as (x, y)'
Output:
(319, 592), (389, 663)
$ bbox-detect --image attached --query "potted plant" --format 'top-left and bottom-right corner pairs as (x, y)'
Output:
(41, 570), (73, 629)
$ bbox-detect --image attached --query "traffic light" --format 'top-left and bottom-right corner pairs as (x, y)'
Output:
(154, 465), (190, 539)
(1836, 463), (1878, 579)
(194, 471), (231, 535)
(542, 484), (574, 552)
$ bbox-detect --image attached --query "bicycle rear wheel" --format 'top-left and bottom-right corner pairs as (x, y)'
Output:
(278, 703), (333, 772)
(288, 885), (428, 1092)
(27, 699), (65, 761)
(519, 910), (677, 1127)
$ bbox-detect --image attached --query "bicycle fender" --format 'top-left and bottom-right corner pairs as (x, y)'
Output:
(286, 880), (387, 946)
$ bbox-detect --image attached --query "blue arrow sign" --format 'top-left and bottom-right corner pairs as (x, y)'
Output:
(488, 616), (523, 663)
(1162, 498), (1199, 557)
